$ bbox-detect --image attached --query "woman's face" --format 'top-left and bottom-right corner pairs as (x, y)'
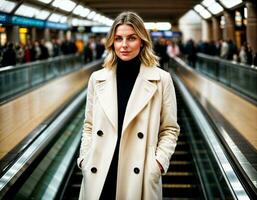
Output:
(114, 24), (142, 61)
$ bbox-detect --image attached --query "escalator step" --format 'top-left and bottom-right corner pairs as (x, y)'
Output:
(163, 183), (199, 197)
(163, 172), (196, 184)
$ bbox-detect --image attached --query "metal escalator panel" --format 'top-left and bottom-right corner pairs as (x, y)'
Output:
(162, 85), (205, 199)
(8, 106), (85, 200)
(162, 134), (204, 199)
(61, 163), (82, 200)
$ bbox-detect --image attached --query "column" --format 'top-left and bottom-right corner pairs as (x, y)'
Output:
(212, 16), (222, 41)
(223, 10), (235, 41)
(44, 28), (50, 41)
(246, 0), (257, 53)
(202, 19), (212, 41)
(31, 27), (36, 41)
(6, 25), (19, 44)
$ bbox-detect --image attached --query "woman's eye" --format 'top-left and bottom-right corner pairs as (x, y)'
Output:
(115, 37), (122, 42)
(128, 37), (136, 41)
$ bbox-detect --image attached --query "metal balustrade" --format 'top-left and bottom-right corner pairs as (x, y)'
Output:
(196, 53), (257, 102)
(0, 54), (83, 103)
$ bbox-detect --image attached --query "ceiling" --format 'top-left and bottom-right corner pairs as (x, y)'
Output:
(78, 0), (202, 23)
(22, 0), (202, 23)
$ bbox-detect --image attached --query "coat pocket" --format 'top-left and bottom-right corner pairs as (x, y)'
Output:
(149, 147), (162, 181)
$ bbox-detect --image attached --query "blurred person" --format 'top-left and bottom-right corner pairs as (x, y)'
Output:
(154, 36), (169, 69)
(24, 44), (31, 63)
(15, 43), (24, 64)
(83, 41), (93, 62)
(246, 44), (253, 65)
(239, 44), (247, 64)
(45, 40), (53, 57)
(75, 39), (84, 54)
(227, 39), (237, 60)
(220, 40), (229, 59)
(34, 41), (41, 60)
(1, 42), (16, 67)
(184, 39), (197, 68)
(253, 51), (257, 66)
(52, 38), (61, 57)
(29, 41), (36, 62)
(77, 11), (179, 200)
(39, 40), (49, 60)
(96, 37), (105, 59)
(167, 40), (180, 58)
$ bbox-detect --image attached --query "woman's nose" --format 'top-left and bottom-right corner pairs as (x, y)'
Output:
(122, 39), (128, 48)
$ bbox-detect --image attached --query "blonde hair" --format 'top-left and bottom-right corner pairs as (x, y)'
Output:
(103, 11), (159, 68)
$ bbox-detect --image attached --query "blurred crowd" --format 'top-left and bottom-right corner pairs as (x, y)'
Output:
(183, 39), (257, 67)
(0, 36), (106, 67)
(1, 35), (256, 68)
(153, 36), (257, 68)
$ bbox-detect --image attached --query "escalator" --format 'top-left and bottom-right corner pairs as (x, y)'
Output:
(0, 70), (252, 200)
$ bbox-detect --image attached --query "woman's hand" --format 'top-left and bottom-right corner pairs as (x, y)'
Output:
(156, 159), (164, 173)
(79, 159), (84, 168)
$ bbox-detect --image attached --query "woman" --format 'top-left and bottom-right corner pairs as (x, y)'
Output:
(78, 11), (180, 200)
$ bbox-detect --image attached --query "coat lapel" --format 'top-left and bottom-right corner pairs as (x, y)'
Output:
(95, 68), (118, 131)
(122, 65), (160, 133)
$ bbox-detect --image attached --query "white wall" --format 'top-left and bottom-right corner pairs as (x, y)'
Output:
(179, 10), (202, 43)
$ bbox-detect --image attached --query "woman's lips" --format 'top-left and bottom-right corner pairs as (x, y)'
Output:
(121, 51), (130, 55)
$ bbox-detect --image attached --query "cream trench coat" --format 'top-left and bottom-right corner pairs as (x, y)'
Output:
(77, 64), (180, 200)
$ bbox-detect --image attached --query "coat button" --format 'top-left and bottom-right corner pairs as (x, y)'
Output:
(137, 132), (144, 139)
(134, 167), (140, 174)
(97, 130), (103, 136)
(91, 167), (97, 173)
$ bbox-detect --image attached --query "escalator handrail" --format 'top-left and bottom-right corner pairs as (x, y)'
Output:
(0, 88), (87, 199)
(172, 60), (250, 199)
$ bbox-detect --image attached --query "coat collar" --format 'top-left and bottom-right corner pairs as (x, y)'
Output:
(94, 64), (160, 133)
(94, 64), (160, 81)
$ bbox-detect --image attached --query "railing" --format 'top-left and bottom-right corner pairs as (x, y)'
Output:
(195, 53), (257, 103)
(172, 69), (251, 200)
(0, 54), (84, 103)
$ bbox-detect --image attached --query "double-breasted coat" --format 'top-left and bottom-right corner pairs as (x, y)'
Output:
(77, 64), (180, 200)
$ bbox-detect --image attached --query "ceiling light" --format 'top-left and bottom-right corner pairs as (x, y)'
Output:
(156, 22), (171, 30)
(48, 13), (63, 22)
(244, 7), (247, 18)
(52, 0), (76, 12)
(93, 14), (101, 21)
(87, 11), (96, 20)
(37, 0), (52, 4)
(60, 16), (67, 23)
(144, 22), (156, 30)
(219, 0), (243, 9)
(35, 10), (50, 20)
(73, 5), (83, 15)
(204, 1), (223, 15)
(0, 0), (17, 13)
(73, 5), (90, 17)
(15, 4), (40, 18)
(194, 4), (212, 19)
(202, 0), (215, 7)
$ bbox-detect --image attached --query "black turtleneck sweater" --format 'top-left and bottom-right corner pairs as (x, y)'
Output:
(116, 56), (141, 136)
(99, 56), (141, 199)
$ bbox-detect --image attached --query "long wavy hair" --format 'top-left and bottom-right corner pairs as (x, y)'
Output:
(103, 11), (159, 68)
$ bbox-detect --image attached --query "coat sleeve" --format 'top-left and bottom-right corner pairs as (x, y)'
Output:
(156, 72), (180, 174)
(77, 73), (94, 169)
